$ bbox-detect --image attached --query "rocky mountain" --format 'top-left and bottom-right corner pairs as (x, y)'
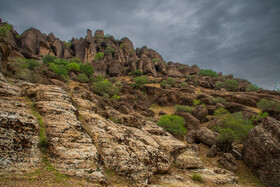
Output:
(0, 20), (280, 187)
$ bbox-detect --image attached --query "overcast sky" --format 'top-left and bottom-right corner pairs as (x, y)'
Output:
(0, 0), (279, 90)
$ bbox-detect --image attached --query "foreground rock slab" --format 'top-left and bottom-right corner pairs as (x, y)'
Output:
(25, 85), (106, 182)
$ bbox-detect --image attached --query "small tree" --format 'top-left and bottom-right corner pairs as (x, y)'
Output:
(93, 79), (119, 97)
(157, 115), (187, 138)
(246, 84), (260, 92)
(152, 58), (159, 63)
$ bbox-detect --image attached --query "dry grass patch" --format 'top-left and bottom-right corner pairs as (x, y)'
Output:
(149, 104), (176, 117)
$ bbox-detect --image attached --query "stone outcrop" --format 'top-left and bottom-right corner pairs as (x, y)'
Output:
(175, 149), (204, 169)
(0, 73), (41, 174)
(243, 117), (280, 187)
(218, 153), (237, 172)
(70, 85), (186, 186)
(25, 85), (106, 182)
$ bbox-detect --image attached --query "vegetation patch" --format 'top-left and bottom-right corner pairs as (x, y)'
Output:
(209, 97), (227, 105)
(257, 98), (280, 111)
(92, 79), (119, 98)
(246, 84), (261, 92)
(94, 52), (104, 60)
(157, 115), (187, 138)
(198, 69), (218, 78)
(160, 78), (175, 89)
(175, 105), (194, 113)
(214, 80), (239, 91)
(212, 109), (254, 143)
(77, 73), (89, 83)
(131, 76), (148, 89)
(0, 22), (12, 38)
(132, 69), (143, 76)
(191, 173), (203, 183)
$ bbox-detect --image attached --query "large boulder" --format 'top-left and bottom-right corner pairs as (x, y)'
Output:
(242, 117), (280, 187)
(196, 127), (219, 147)
(193, 105), (208, 123)
(21, 28), (50, 55)
(175, 149), (204, 169)
(175, 111), (199, 130)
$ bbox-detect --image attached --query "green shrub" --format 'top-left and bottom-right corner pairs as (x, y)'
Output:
(94, 52), (104, 60)
(199, 69), (218, 78)
(132, 69), (143, 76)
(132, 76), (148, 89)
(246, 84), (260, 92)
(120, 43), (126, 49)
(180, 82), (189, 87)
(26, 59), (41, 70)
(92, 75), (105, 82)
(77, 73), (89, 83)
(105, 46), (116, 55)
(43, 54), (57, 64)
(111, 94), (120, 101)
(250, 111), (269, 122)
(14, 69), (42, 83)
(224, 80), (239, 91)
(69, 57), (82, 64)
(80, 64), (94, 77)
(192, 173), (203, 183)
(160, 78), (175, 88)
(49, 63), (68, 80)
(193, 99), (201, 106)
(214, 107), (229, 116)
(93, 79), (119, 97)
(54, 59), (68, 66)
(114, 81), (123, 87)
(63, 41), (71, 48)
(210, 97), (227, 105)
(214, 82), (225, 89)
(152, 58), (159, 63)
(67, 62), (80, 72)
(212, 112), (254, 143)
(257, 99), (280, 111)
(0, 23), (12, 38)
(175, 105), (193, 113)
(157, 115), (187, 138)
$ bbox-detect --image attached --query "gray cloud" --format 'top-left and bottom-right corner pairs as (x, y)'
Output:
(0, 0), (279, 89)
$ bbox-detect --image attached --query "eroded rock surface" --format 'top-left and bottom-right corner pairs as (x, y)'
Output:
(25, 85), (106, 182)
(243, 117), (280, 187)
(0, 74), (41, 174)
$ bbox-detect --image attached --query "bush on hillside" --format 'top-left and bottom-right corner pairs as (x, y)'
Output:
(132, 69), (143, 76)
(48, 63), (68, 80)
(199, 69), (218, 78)
(160, 78), (175, 88)
(105, 46), (116, 55)
(175, 105), (194, 113)
(79, 64), (94, 77)
(257, 99), (280, 111)
(77, 73), (89, 83)
(152, 58), (159, 63)
(212, 111), (254, 143)
(246, 84), (261, 92)
(192, 173), (203, 183)
(131, 76), (148, 89)
(214, 82), (225, 90)
(94, 52), (104, 60)
(157, 115), (187, 138)
(43, 54), (57, 64)
(93, 79), (119, 97)
(69, 57), (82, 64)
(67, 62), (80, 72)
(210, 97), (227, 105)
(0, 23), (12, 38)
(224, 80), (239, 91)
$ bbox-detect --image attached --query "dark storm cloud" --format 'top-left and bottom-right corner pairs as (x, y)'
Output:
(0, 0), (279, 89)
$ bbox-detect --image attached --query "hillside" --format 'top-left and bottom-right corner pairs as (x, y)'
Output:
(0, 20), (280, 187)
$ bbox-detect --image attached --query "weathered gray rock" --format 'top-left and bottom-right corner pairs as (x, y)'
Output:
(218, 153), (237, 172)
(243, 117), (280, 187)
(193, 105), (208, 123)
(196, 127), (219, 147)
(206, 145), (218, 158)
(175, 149), (204, 169)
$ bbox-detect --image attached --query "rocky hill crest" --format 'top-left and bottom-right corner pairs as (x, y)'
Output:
(0, 20), (279, 187)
